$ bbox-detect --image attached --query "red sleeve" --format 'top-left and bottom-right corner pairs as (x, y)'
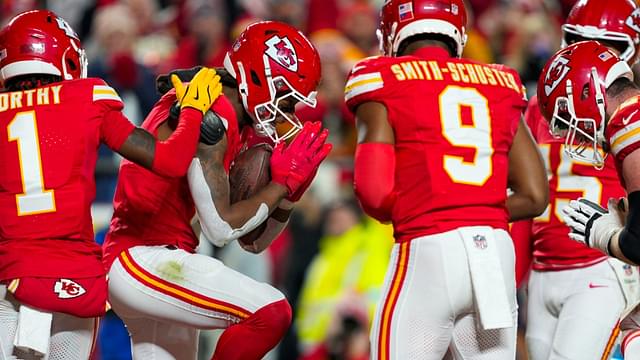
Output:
(151, 107), (202, 177)
(354, 143), (395, 223)
(344, 57), (391, 114)
(510, 220), (533, 288)
(606, 97), (640, 165)
(87, 78), (135, 150)
(101, 111), (136, 150)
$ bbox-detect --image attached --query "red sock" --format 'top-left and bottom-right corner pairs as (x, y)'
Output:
(211, 299), (292, 360)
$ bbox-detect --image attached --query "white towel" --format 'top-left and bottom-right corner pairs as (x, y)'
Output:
(14, 304), (52, 356)
(609, 258), (640, 318)
(459, 226), (513, 330)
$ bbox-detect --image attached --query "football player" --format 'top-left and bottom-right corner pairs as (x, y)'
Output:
(515, 1), (640, 359)
(102, 21), (331, 360)
(345, 0), (548, 358)
(0, 10), (221, 359)
(539, 40), (640, 359)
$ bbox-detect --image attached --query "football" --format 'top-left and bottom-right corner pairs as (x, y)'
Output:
(229, 143), (273, 245)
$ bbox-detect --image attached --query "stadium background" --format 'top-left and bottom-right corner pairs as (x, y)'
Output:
(0, 0), (615, 359)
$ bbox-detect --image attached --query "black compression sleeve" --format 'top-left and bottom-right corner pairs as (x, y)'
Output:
(618, 191), (640, 264)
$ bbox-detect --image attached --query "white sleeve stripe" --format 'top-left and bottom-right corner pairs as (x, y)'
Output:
(345, 81), (384, 102)
(609, 120), (640, 145)
(93, 85), (116, 92)
(93, 93), (122, 102)
(345, 72), (383, 89)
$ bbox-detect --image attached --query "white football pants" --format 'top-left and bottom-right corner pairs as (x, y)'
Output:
(369, 227), (517, 360)
(526, 261), (626, 360)
(0, 285), (98, 360)
(107, 245), (285, 360)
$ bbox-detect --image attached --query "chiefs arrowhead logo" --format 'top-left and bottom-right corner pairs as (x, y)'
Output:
(544, 55), (571, 97)
(626, 8), (640, 33)
(265, 35), (298, 72)
(54, 279), (86, 299)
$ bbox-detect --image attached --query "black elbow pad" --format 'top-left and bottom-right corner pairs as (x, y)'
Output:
(618, 191), (640, 264)
(199, 110), (226, 146)
(168, 103), (226, 146)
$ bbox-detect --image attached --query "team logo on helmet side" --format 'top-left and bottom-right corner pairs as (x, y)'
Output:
(544, 55), (571, 97)
(55, 16), (79, 40)
(626, 8), (640, 33)
(265, 35), (298, 72)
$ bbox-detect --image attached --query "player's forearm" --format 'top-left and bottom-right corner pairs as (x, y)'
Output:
(610, 191), (640, 265)
(118, 108), (202, 177)
(506, 192), (547, 221)
(507, 119), (549, 221)
(242, 201), (293, 253)
(354, 143), (395, 222)
(608, 232), (637, 265)
(151, 108), (202, 177)
(189, 158), (284, 247)
(226, 183), (289, 226)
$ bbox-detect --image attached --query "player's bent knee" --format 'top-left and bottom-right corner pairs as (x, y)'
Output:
(255, 299), (292, 338)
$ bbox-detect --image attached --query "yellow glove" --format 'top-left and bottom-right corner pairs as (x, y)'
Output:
(171, 67), (222, 115)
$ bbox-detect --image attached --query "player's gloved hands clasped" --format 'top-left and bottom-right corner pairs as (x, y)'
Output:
(561, 197), (624, 255)
(270, 122), (332, 198)
(171, 67), (222, 115)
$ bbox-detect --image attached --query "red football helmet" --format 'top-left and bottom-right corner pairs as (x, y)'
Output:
(378, 0), (467, 57)
(562, 0), (640, 64)
(538, 41), (633, 167)
(223, 21), (321, 144)
(0, 10), (87, 86)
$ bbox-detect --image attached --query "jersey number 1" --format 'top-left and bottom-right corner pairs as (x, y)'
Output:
(8, 111), (56, 216)
(439, 86), (494, 186)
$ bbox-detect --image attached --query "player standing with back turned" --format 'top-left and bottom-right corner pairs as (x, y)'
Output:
(345, 0), (548, 358)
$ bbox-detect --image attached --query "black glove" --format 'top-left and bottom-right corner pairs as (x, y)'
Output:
(156, 66), (203, 95)
(168, 101), (226, 145)
(200, 109), (226, 145)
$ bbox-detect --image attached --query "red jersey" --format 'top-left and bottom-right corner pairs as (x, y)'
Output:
(525, 96), (625, 271)
(0, 78), (135, 281)
(606, 96), (640, 178)
(345, 47), (527, 243)
(102, 92), (241, 268)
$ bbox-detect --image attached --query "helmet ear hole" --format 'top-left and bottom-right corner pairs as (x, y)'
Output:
(250, 70), (262, 87)
(66, 59), (77, 71)
(581, 83), (590, 100)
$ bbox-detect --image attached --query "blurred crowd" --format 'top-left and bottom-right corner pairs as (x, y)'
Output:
(0, 0), (587, 359)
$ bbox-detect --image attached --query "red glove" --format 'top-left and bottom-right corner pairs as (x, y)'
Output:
(286, 167), (318, 202)
(270, 122), (332, 197)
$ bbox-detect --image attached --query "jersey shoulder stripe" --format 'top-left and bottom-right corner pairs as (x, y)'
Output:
(344, 72), (383, 101)
(610, 120), (640, 156)
(92, 85), (122, 103)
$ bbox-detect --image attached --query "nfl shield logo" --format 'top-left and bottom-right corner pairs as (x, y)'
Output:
(398, 2), (414, 22)
(625, 264), (634, 276)
(473, 235), (488, 249)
